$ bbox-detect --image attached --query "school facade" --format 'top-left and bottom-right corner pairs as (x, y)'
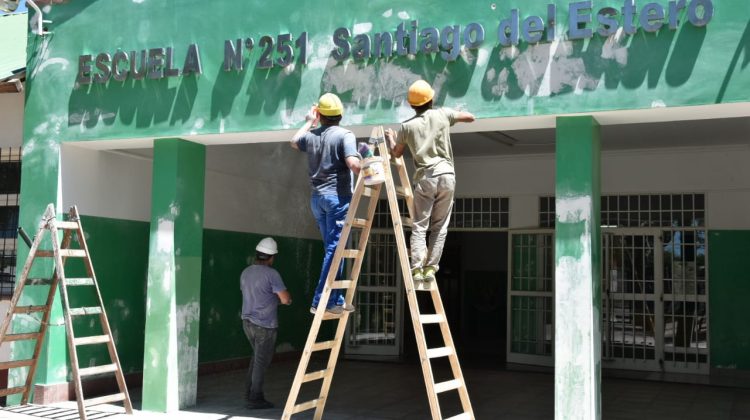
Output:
(7, 0), (750, 416)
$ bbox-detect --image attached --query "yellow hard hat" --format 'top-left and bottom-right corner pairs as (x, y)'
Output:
(408, 80), (435, 106)
(317, 93), (344, 117)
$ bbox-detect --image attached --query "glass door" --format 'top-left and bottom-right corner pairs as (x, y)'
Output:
(345, 233), (403, 358)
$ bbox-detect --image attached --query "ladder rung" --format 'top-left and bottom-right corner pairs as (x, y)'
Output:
(36, 249), (87, 258)
(415, 281), (438, 291)
(55, 221), (79, 230)
(302, 369), (329, 383)
(69, 307), (103, 316)
(66, 278), (95, 286)
(79, 363), (118, 377)
(426, 347), (454, 359)
(59, 249), (87, 258)
(84, 392), (126, 407)
(445, 412), (472, 420)
(351, 218), (368, 229)
(434, 379), (463, 394)
(419, 314), (445, 324)
(74, 335), (110, 346)
(14, 305), (47, 314)
(3, 333), (40, 342)
(292, 398), (323, 414)
(0, 359), (34, 370)
(311, 340), (336, 352)
(25, 278), (52, 286)
(330, 280), (353, 289)
(362, 186), (374, 197)
(395, 186), (411, 197)
(341, 249), (360, 258)
(321, 311), (344, 321)
(0, 386), (26, 397)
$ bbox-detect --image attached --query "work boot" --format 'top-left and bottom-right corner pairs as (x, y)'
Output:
(340, 302), (356, 312)
(412, 267), (425, 282)
(422, 266), (438, 282)
(246, 393), (274, 409)
(310, 306), (343, 315)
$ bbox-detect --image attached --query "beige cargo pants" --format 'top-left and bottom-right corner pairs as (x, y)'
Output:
(410, 173), (456, 270)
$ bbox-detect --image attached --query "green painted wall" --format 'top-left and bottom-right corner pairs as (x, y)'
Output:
(21, 0), (750, 146)
(199, 228), (327, 362)
(708, 230), (750, 370)
(66, 216), (324, 376)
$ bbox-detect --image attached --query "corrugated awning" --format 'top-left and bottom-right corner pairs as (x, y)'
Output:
(0, 12), (27, 92)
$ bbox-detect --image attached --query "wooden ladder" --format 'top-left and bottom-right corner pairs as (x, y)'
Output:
(0, 204), (133, 420)
(282, 127), (474, 420)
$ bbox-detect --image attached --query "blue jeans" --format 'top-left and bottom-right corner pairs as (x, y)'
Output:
(310, 193), (351, 309)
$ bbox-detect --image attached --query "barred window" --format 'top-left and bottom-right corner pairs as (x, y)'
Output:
(540, 194), (706, 228)
(372, 196), (510, 230)
(0, 148), (21, 298)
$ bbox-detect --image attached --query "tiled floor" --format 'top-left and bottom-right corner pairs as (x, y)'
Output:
(1, 359), (749, 419)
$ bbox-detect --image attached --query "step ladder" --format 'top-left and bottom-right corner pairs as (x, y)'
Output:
(0, 204), (133, 420)
(282, 127), (474, 420)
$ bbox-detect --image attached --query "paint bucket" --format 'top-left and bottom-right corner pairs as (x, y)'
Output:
(362, 157), (385, 185)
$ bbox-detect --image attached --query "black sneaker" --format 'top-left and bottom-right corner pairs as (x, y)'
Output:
(246, 399), (274, 409)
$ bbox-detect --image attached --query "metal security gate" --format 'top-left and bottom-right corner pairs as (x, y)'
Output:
(508, 228), (709, 373)
(507, 230), (554, 366)
(661, 228), (709, 373)
(602, 230), (662, 371)
(345, 232), (403, 357)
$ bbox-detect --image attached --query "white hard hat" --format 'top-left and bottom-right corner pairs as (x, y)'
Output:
(256, 237), (278, 255)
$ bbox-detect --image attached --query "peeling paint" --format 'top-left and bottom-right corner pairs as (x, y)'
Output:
(397, 10), (410, 19)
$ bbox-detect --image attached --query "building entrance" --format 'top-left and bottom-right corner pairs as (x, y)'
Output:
(508, 226), (709, 374)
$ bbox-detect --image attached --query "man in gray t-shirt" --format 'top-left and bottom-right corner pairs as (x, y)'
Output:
(291, 93), (360, 314)
(240, 237), (291, 409)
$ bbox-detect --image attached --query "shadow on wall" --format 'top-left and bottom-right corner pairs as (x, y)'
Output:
(481, 24), (707, 101)
(716, 19), (750, 103)
(67, 75), (199, 129)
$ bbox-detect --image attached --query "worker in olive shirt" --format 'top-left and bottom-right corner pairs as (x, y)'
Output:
(385, 80), (475, 282)
(291, 93), (360, 314)
(241, 237), (291, 409)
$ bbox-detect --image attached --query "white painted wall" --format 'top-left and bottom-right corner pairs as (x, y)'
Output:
(0, 93), (23, 148)
(203, 143), (319, 239)
(61, 145), (153, 222)
(455, 145), (750, 230)
(61, 142), (320, 239)
(61, 139), (750, 236)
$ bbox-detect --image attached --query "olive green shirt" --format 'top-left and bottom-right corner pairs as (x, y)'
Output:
(397, 107), (459, 182)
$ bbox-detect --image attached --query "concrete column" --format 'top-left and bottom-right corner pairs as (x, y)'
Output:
(554, 116), (602, 420)
(13, 137), (69, 404)
(142, 138), (205, 412)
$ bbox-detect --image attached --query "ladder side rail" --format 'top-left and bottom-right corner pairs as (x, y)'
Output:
(69, 206), (133, 413)
(378, 136), (442, 419)
(429, 287), (474, 417)
(49, 222), (88, 420)
(392, 155), (415, 220)
(20, 229), (72, 405)
(313, 181), (383, 420)
(282, 174), (369, 419)
(0, 216), (49, 344)
(388, 142), (475, 419)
